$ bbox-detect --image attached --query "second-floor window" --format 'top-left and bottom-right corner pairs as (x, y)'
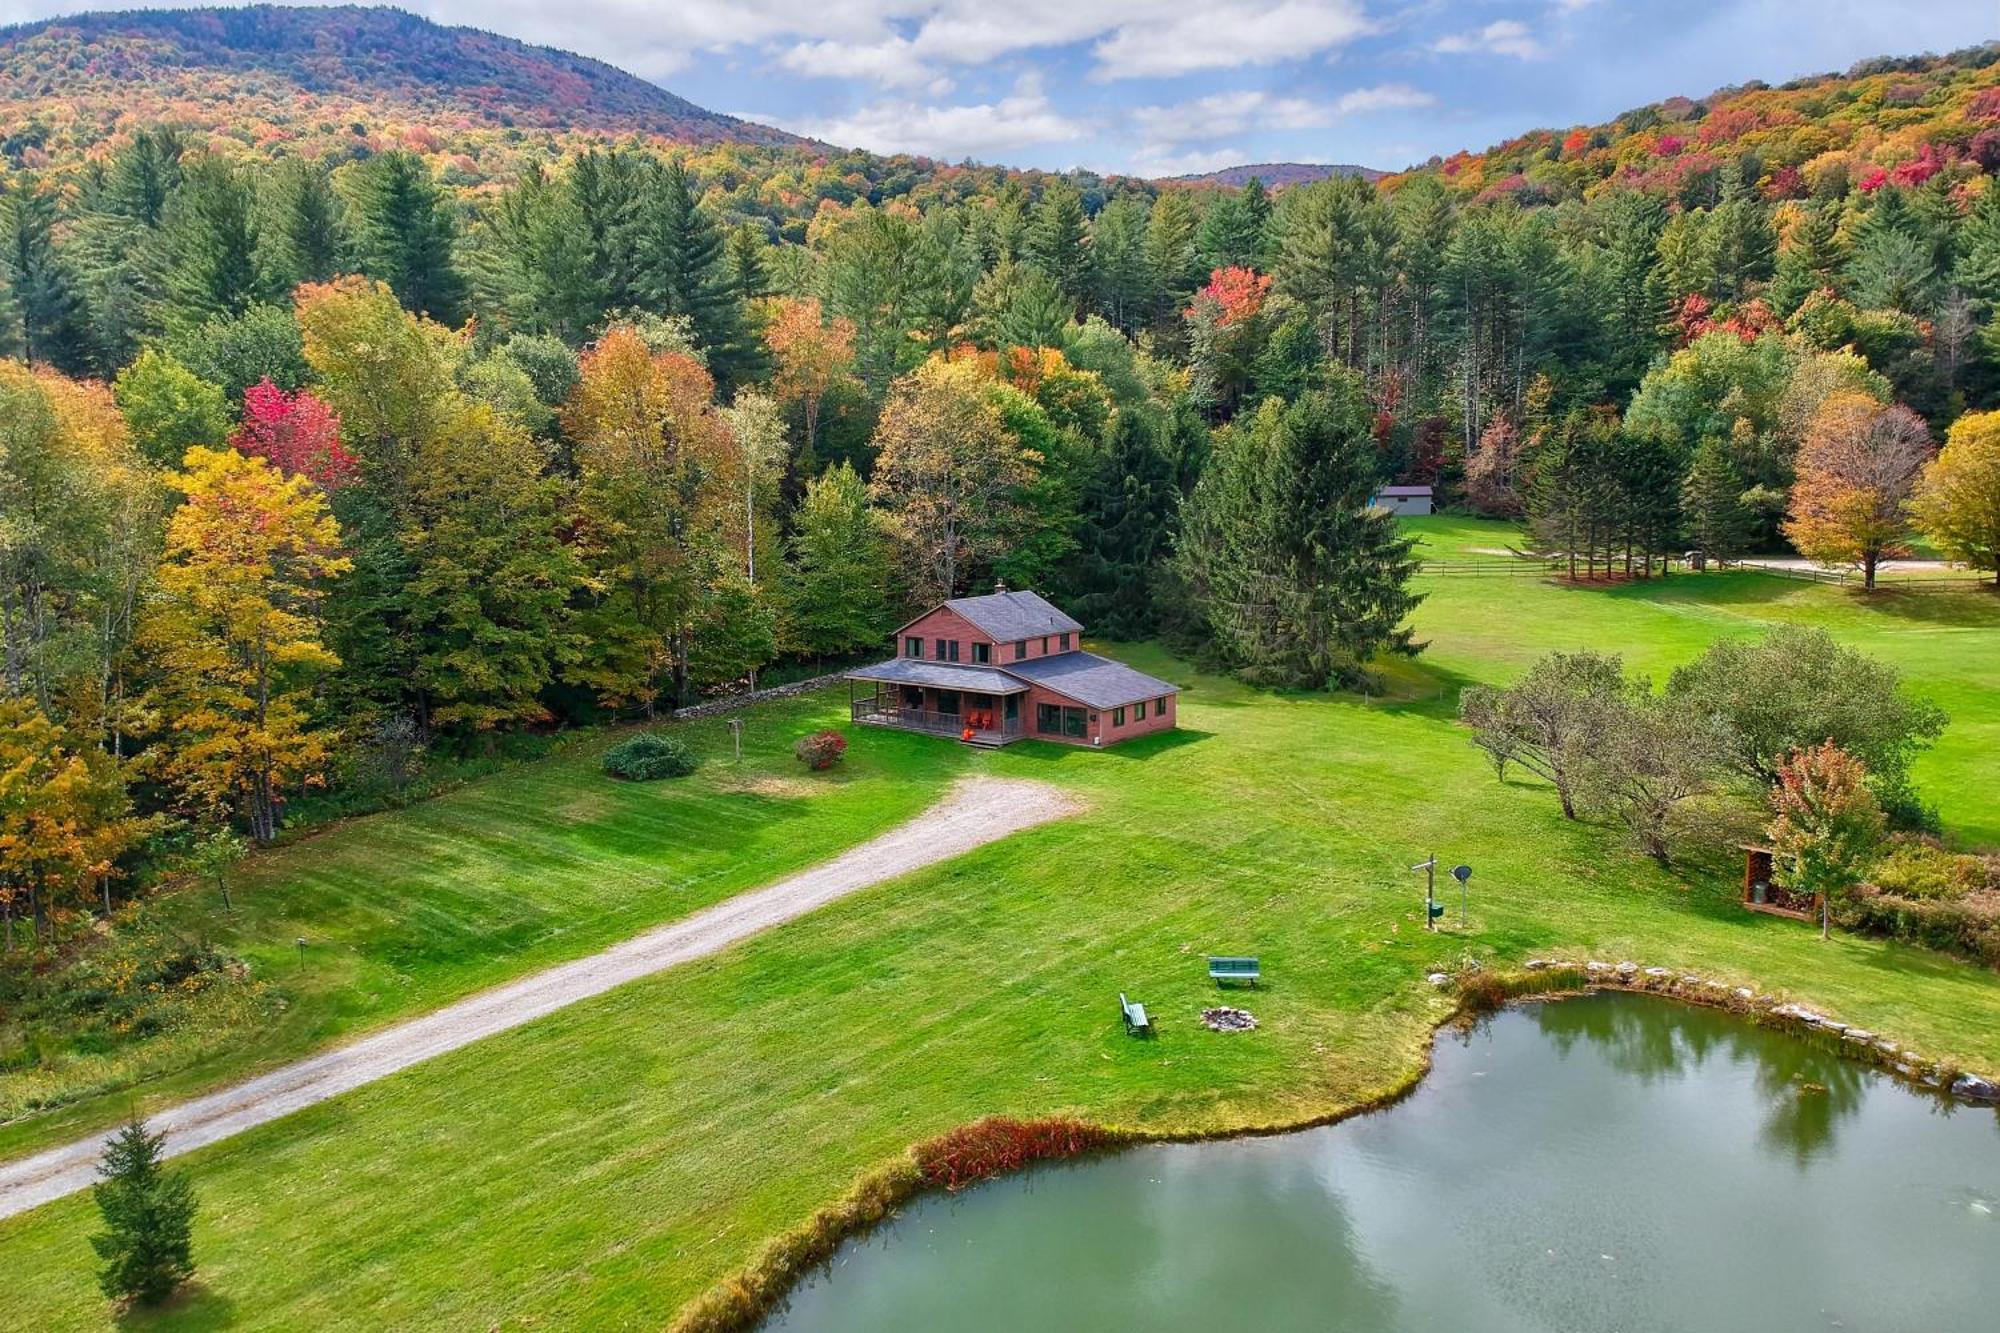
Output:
(972, 642), (990, 664)
(944, 639), (961, 662)
(905, 636), (923, 658)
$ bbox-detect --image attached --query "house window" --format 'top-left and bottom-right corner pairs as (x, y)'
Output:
(937, 689), (961, 716)
(1013, 640), (1027, 660)
(1155, 697), (1169, 715)
(1058, 633), (1072, 651)
(944, 639), (961, 663)
(1036, 703), (1061, 735)
(973, 642), (990, 664)
(905, 636), (923, 658)
(1040, 636), (1049, 654)
(1113, 707), (1125, 726)
(1134, 700), (1146, 721)
(1065, 708), (1087, 738)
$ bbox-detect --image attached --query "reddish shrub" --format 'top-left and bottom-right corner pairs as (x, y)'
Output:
(913, 1117), (1115, 1192)
(793, 729), (847, 771)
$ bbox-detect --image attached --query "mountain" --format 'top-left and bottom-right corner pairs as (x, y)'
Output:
(1161, 162), (1385, 189)
(1394, 44), (2000, 203)
(0, 5), (807, 169)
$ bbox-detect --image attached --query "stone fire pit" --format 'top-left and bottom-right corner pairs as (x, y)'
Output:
(1201, 1006), (1258, 1032)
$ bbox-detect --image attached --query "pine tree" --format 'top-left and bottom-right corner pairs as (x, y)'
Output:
(1144, 189), (1201, 323)
(1954, 181), (2000, 315)
(630, 158), (758, 387)
(1089, 194), (1154, 332)
(1595, 190), (1669, 390)
(726, 223), (770, 301)
(1708, 165), (1776, 301)
(90, 1119), (197, 1306)
(1849, 227), (1940, 315)
(0, 180), (87, 370)
(346, 151), (468, 323)
(101, 128), (185, 229)
(1027, 180), (1092, 313)
(158, 156), (267, 330)
(1770, 201), (1847, 315)
(1175, 379), (1422, 686)
(1070, 409), (1178, 636)
(1679, 434), (1754, 561)
(260, 158), (348, 291)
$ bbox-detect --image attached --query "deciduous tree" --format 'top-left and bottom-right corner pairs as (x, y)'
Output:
(1910, 409), (2000, 584)
(1784, 392), (1932, 588)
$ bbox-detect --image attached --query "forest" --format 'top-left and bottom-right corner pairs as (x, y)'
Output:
(4, 40), (2000, 954)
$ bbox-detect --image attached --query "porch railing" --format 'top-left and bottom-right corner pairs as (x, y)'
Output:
(851, 697), (1025, 739)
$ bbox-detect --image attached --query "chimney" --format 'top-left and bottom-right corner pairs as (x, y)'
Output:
(994, 579), (1007, 595)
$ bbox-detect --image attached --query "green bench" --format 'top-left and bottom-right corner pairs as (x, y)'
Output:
(1119, 992), (1153, 1036)
(1208, 955), (1260, 986)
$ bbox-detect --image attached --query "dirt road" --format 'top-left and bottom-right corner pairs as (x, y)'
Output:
(0, 775), (1076, 1220)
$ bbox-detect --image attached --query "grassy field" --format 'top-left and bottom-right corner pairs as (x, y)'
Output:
(0, 692), (966, 1159)
(5, 517), (1999, 1330)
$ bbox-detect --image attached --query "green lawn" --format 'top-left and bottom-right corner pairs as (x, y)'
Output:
(0, 692), (968, 1159)
(6, 518), (2000, 1330)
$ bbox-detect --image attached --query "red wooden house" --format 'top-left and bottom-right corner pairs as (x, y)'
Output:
(847, 587), (1179, 748)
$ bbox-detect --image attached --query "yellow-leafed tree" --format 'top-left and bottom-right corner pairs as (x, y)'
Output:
(1782, 392), (1932, 590)
(144, 447), (349, 843)
(1911, 410), (2000, 586)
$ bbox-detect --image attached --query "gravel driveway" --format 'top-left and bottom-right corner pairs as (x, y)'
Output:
(0, 775), (1076, 1220)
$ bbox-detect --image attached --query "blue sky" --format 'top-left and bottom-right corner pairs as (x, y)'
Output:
(7, 1), (1997, 174)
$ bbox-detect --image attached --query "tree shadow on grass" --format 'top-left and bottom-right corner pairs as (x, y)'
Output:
(1835, 584), (2000, 628)
(116, 1283), (237, 1331)
(1000, 728), (1216, 763)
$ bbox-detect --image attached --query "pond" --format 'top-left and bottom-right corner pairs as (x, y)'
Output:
(766, 994), (2000, 1332)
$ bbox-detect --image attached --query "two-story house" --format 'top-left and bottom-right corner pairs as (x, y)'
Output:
(846, 587), (1178, 747)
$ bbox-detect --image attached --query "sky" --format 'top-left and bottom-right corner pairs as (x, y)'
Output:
(4, 0), (1997, 175)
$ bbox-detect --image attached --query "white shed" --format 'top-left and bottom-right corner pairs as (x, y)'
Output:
(1371, 484), (1434, 516)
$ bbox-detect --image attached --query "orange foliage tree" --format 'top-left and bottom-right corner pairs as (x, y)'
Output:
(1783, 393), (1932, 589)
(763, 296), (857, 466)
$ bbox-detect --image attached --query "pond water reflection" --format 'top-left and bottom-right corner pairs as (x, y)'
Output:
(767, 994), (2000, 1333)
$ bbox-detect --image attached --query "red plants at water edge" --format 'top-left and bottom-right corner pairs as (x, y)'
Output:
(913, 1117), (1116, 1192)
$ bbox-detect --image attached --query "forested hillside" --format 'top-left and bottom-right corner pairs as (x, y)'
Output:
(4, 31), (2000, 972)
(0, 5), (804, 173)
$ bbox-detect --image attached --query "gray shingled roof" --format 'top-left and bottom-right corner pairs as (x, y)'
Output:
(846, 658), (1029, 694)
(1000, 651), (1178, 710)
(941, 589), (1082, 642)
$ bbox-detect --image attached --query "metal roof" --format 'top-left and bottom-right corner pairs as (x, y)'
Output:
(939, 589), (1082, 642)
(1374, 485), (1434, 496)
(846, 658), (1029, 694)
(1000, 651), (1178, 710)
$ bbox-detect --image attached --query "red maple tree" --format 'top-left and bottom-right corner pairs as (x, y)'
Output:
(231, 379), (356, 491)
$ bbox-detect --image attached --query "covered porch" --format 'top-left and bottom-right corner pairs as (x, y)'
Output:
(846, 663), (1029, 746)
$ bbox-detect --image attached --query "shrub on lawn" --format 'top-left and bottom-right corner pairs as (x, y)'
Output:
(602, 732), (698, 781)
(793, 730), (847, 771)
(913, 1116), (1116, 1192)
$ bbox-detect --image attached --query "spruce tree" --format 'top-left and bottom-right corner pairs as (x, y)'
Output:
(1071, 409), (1178, 636)
(158, 156), (267, 330)
(0, 180), (87, 370)
(1954, 181), (2000, 315)
(1770, 200), (1847, 314)
(1176, 378), (1422, 686)
(1088, 194), (1154, 331)
(1144, 189), (1201, 322)
(90, 1119), (197, 1307)
(1027, 180), (1092, 313)
(261, 158), (348, 291)
(631, 158), (757, 386)
(726, 223), (770, 301)
(1680, 434), (1754, 561)
(347, 151), (468, 323)
(102, 128), (186, 228)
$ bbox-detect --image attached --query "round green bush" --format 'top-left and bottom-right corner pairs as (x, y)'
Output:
(602, 732), (699, 781)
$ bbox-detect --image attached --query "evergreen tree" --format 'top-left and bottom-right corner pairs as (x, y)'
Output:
(90, 1119), (197, 1306)
(1070, 409), (1178, 636)
(1197, 187), (1268, 271)
(1594, 189), (1669, 390)
(1089, 194), (1154, 331)
(726, 223), (770, 301)
(1528, 410), (1623, 577)
(1708, 166), (1776, 301)
(0, 180), (86, 370)
(1175, 378), (1422, 686)
(630, 158), (758, 387)
(1849, 227), (1940, 315)
(1027, 180), (1092, 313)
(1953, 181), (2000, 315)
(101, 128), (185, 229)
(785, 461), (892, 656)
(346, 151), (468, 323)
(1770, 200), (1847, 315)
(158, 156), (267, 329)
(1143, 189), (1202, 323)
(260, 158), (348, 291)
(1680, 433), (1755, 560)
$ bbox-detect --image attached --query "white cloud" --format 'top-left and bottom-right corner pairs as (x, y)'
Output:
(784, 84), (1086, 159)
(1131, 84), (1432, 143)
(777, 36), (950, 92)
(1093, 1), (1373, 80)
(1434, 19), (1544, 60)
(1127, 144), (1256, 178)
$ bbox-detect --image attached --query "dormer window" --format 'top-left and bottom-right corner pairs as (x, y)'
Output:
(905, 636), (923, 658)
(973, 642), (990, 664)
